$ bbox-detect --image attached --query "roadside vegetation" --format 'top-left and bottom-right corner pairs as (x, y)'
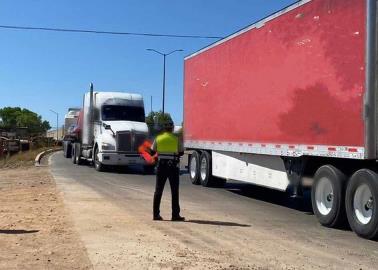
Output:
(0, 147), (58, 169)
(0, 107), (51, 134)
(146, 111), (174, 136)
(0, 106), (55, 169)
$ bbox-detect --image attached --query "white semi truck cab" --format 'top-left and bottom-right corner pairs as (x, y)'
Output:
(65, 84), (151, 172)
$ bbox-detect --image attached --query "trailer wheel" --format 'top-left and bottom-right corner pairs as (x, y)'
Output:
(311, 165), (346, 228)
(71, 144), (77, 164)
(94, 146), (105, 172)
(189, 151), (201, 185)
(199, 151), (214, 187)
(346, 169), (378, 239)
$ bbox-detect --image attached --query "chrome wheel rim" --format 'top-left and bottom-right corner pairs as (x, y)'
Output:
(190, 156), (197, 179)
(354, 184), (373, 225)
(200, 158), (207, 181)
(315, 177), (334, 216)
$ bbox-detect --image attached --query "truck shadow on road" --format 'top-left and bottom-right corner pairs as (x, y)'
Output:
(224, 182), (313, 214)
(0, 230), (39, 234)
(225, 183), (368, 234)
(185, 220), (250, 227)
(104, 165), (188, 176)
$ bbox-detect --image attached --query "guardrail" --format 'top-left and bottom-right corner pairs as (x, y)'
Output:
(34, 148), (61, 167)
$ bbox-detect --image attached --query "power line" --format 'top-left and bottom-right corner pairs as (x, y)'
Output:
(0, 25), (223, 39)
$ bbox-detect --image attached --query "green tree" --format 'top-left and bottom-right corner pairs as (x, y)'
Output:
(145, 111), (173, 136)
(0, 107), (51, 135)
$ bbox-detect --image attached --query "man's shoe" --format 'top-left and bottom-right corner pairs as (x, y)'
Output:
(171, 216), (185, 222)
(153, 215), (163, 221)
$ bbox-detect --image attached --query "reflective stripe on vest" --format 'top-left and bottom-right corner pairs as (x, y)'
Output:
(156, 132), (178, 154)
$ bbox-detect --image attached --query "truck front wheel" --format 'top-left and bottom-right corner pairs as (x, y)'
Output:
(94, 146), (105, 172)
(75, 143), (82, 165)
(311, 165), (346, 228)
(346, 169), (378, 239)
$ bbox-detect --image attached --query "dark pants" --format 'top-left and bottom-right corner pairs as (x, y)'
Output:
(153, 160), (180, 218)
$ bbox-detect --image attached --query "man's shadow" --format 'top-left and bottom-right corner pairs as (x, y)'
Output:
(184, 220), (250, 227)
(0, 229), (39, 234)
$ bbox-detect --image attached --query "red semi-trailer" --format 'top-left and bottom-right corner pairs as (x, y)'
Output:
(184, 0), (378, 239)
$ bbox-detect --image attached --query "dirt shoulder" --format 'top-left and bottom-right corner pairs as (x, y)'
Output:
(0, 165), (92, 270)
(51, 152), (378, 270)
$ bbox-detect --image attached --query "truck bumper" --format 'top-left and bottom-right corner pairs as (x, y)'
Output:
(98, 152), (145, 166)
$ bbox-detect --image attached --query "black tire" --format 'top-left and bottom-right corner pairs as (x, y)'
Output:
(94, 146), (105, 172)
(71, 144), (77, 164)
(199, 151), (214, 187)
(143, 165), (155, 175)
(67, 143), (72, 158)
(63, 142), (72, 158)
(63, 143), (68, 158)
(189, 152), (201, 185)
(311, 165), (347, 228)
(75, 143), (82, 165)
(346, 169), (378, 239)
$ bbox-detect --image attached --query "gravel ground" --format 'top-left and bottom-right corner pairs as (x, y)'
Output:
(0, 165), (92, 270)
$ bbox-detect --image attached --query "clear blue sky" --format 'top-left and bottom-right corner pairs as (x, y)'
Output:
(0, 0), (295, 129)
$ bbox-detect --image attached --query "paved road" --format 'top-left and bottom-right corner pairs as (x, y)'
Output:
(50, 152), (378, 269)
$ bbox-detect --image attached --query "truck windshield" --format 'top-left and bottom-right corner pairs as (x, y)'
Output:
(102, 105), (145, 122)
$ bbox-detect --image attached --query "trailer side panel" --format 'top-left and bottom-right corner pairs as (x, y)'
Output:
(184, 0), (367, 159)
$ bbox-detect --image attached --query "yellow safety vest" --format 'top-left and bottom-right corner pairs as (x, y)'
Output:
(156, 132), (179, 154)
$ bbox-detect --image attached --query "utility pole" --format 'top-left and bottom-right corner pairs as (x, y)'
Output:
(49, 110), (59, 142)
(150, 95), (153, 113)
(146, 49), (183, 114)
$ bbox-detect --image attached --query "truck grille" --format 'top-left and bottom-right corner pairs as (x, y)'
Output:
(117, 132), (132, 152)
(116, 132), (147, 152)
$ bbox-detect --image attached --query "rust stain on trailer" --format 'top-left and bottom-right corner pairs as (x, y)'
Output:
(278, 82), (363, 146)
(310, 122), (327, 136)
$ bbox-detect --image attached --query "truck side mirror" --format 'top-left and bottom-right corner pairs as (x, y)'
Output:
(103, 124), (116, 137)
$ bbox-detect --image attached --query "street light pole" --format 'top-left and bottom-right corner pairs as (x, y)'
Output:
(150, 95), (153, 113)
(49, 109), (59, 142)
(146, 49), (183, 114)
(162, 55), (166, 114)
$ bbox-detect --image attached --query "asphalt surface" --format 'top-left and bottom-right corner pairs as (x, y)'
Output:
(50, 152), (378, 269)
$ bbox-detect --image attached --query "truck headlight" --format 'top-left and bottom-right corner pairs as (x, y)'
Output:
(102, 143), (116, 151)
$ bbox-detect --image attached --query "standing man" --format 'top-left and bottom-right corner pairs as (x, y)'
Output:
(151, 119), (185, 221)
